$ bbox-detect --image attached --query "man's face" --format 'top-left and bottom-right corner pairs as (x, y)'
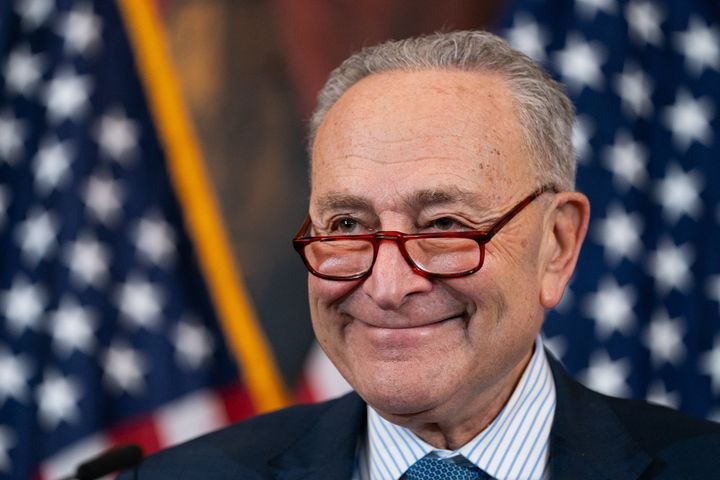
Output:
(308, 70), (553, 428)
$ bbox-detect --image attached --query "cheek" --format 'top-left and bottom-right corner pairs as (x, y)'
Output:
(308, 276), (360, 308)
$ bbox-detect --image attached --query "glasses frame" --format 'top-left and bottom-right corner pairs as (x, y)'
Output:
(293, 184), (557, 281)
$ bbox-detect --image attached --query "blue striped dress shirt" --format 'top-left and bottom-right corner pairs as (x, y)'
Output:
(354, 336), (556, 480)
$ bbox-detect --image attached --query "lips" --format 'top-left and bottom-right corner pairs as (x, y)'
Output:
(348, 311), (466, 330)
(347, 313), (465, 350)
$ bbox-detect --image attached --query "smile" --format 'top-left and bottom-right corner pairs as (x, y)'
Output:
(351, 314), (466, 348)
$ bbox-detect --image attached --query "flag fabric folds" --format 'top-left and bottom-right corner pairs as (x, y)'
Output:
(0, 1), (285, 479)
(500, 0), (720, 419)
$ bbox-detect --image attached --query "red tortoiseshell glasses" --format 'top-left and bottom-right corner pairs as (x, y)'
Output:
(293, 185), (557, 281)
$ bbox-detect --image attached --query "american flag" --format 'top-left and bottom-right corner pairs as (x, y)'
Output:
(300, 0), (720, 421)
(0, 1), (285, 479)
(498, 0), (720, 420)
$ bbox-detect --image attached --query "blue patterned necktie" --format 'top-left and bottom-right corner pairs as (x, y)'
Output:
(403, 454), (491, 480)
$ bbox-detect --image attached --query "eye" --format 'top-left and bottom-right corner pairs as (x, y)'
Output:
(429, 217), (460, 231)
(332, 217), (360, 234)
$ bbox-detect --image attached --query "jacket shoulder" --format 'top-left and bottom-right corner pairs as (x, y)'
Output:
(119, 393), (361, 479)
(548, 352), (720, 478)
(603, 393), (720, 458)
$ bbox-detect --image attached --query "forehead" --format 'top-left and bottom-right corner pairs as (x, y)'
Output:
(310, 70), (533, 212)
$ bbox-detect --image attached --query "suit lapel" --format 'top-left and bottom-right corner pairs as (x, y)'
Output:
(269, 392), (366, 480)
(266, 355), (656, 479)
(547, 353), (652, 480)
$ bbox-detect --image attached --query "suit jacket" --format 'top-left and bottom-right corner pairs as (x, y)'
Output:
(120, 355), (720, 479)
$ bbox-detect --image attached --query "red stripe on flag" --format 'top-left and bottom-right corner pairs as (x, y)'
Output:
(110, 414), (163, 457)
(294, 374), (318, 404)
(219, 382), (256, 423)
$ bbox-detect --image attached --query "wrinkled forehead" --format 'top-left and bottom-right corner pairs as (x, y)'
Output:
(310, 70), (534, 205)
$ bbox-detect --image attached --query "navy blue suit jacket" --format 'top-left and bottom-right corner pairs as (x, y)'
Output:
(120, 356), (720, 479)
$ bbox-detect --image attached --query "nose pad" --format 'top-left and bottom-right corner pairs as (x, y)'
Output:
(361, 240), (432, 309)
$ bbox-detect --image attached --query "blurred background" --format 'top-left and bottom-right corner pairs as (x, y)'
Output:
(155, 0), (504, 386)
(1, 0), (718, 478)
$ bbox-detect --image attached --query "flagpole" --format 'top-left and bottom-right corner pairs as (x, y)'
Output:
(117, 0), (288, 412)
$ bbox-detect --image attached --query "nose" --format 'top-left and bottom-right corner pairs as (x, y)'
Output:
(361, 239), (433, 310)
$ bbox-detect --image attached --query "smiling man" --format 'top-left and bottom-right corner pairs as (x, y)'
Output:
(124, 31), (720, 480)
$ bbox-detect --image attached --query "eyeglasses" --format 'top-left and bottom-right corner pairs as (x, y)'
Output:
(293, 185), (557, 281)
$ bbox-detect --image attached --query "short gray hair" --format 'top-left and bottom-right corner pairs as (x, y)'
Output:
(309, 30), (576, 190)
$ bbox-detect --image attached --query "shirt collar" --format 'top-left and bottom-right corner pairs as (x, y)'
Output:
(359, 336), (556, 480)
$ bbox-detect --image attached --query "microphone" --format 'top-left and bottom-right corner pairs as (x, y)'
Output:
(60, 444), (143, 480)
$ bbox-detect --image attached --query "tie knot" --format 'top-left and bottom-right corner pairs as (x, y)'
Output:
(404, 454), (488, 480)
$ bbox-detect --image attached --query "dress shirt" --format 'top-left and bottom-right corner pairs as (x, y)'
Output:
(354, 336), (556, 480)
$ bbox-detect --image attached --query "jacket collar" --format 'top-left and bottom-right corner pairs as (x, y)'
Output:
(266, 353), (656, 480)
(268, 392), (366, 480)
(547, 352), (652, 480)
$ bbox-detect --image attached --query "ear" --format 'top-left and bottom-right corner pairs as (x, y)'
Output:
(539, 192), (590, 309)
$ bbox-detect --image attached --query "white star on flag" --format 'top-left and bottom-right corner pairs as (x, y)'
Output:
(553, 33), (606, 92)
(0, 277), (47, 336)
(172, 319), (215, 370)
(700, 337), (720, 394)
(55, 2), (102, 56)
(15, 0), (54, 29)
(673, 16), (720, 76)
(115, 275), (164, 330)
(646, 238), (694, 295)
(581, 350), (631, 397)
(642, 310), (686, 366)
(583, 276), (636, 339)
(33, 137), (74, 194)
(662, 89), (714, 151)
(592, 202), (643, 266)
(103, 341), (148, 396)
(42, 66), (92, 123)
(62, 233), (110, 288)
(132, 213), (176, 266)
(504, 13), (550, 62)
(14, 208), (59, 265)
(49, 298), (97, 358)
(602, 130), (648, 191)
(36, 370), (82, 430)
(83, 172), (124, 225)
(653, 164), (703, 223)
(3, 44), (45, 96)
(626, 0), (664, 46)
(0, 347), (33, 405)
(613, 61), (653, 118)
(0, 110), (27, 165)
(94, 108), (140, 163)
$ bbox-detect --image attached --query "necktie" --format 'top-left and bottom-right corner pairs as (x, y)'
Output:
(403, 454), (491, 480)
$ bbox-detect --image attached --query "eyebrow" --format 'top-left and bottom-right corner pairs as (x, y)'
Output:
(407, 187), (482, 210)
(314, 193), (374, 216)
(314, 186), (485, 216)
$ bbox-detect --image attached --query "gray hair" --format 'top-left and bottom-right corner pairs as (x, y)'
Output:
(309, 30), (576, 190)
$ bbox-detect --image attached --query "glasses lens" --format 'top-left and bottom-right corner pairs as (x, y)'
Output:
(406, 237), (481, 275)
(303, 239), (374, 278)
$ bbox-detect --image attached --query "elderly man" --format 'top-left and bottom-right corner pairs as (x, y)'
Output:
(124, 30), (720, 479)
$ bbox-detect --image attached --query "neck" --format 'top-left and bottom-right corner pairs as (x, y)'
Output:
(386, 347), (534, 450)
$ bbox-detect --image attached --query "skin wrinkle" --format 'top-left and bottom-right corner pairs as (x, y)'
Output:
(313, 187), (500, 233)
(308, 69), (589, 450)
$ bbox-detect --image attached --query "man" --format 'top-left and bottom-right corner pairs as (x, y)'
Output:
(122, 30), (720, 479)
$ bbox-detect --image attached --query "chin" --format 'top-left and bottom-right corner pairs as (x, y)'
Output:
(352, 366), (450, 417)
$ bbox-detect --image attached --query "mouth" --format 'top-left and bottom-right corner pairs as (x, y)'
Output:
(351, 311), (466, 330)
(349, 312), (467, 347)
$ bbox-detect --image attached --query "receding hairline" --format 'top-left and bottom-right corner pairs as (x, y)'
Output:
(307, 30), (577, 191)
